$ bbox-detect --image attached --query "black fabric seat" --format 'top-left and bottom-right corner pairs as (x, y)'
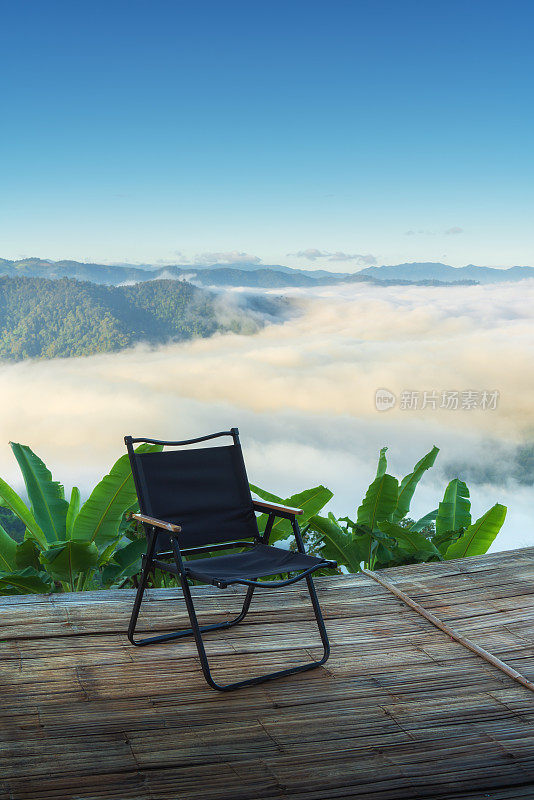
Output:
(185, 543), (334, 586)
(125, 428), (336, 691)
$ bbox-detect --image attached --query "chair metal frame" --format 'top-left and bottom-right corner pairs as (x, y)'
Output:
(125, 429), (334, 691)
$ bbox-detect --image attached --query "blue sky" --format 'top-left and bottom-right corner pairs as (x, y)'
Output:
(1, 0), (533, 269)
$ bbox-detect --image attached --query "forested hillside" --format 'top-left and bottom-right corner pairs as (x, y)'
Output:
(0, 276), (229, 360)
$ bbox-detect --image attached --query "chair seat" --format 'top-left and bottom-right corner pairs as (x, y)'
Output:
(184, 543), (335, 586)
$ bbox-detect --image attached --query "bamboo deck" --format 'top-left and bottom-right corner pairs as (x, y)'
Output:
(1, 547), (534, 800)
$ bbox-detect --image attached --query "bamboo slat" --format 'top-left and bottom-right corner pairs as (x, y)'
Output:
(1, 547), (534, 799)
(361, 567), (534, 693)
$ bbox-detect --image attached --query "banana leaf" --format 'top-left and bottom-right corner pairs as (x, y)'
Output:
(378, 520), (442, 559)
(373, 540), (398, 567)
(249, 484), (284, 504)
(101, 537), (147, 586)
(436, 479), (471, 536)
(444, 504), (507, 560)
(412, 509), (438, 532)
(357, 473), (398, 531)
(15, 539), (41, 570)
(0, 567), (53, 595)
(311, 514), (365, 573)
(392, 446), (439, 522)
(0, 476), (47, 549)
(252, 485), (333, 543)
(10, 442), (69, 544)
(375, 447), (388, 478)
(40, 540), (99, 585)
(97, 537), (124, 567)
(0, 524), (17, 571)
(72, 444), (162, 552)
(66, 487), (81, 538)
(353, 525), (378, 568)
(119, 501), (142, 536)
(433, 528), (463, 554)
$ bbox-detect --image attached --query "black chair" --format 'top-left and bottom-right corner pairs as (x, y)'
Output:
(125, 428), (336, 691)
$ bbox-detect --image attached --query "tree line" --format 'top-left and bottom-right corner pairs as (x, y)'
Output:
(0, 275), (225, 360)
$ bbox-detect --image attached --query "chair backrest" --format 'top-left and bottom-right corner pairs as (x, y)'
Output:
(125, 429), (259, 551)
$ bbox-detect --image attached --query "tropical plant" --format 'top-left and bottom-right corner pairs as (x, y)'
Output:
(0, 440), (508, 594)
(0, 442), (161, 594)
(307, 446), (507, 573)
(249, 483), (334, 543)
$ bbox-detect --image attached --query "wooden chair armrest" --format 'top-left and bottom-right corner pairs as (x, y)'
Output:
(252, 499), (303, 518)
(130, 513), (182, 534)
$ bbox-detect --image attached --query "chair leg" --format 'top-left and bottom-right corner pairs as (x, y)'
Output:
(181, 572), (331, 692)
(127, 530), (157, 645)
(127, 534), (331, 690)
(128, 566), (255, 647)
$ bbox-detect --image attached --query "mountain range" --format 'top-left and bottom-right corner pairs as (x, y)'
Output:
(0, 276), (282, 360)
(2, 257), (532, 288)
(0, 256), (531, 361)
(358, 262), (534, 283)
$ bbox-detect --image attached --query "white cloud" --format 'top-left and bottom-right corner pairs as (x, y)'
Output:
(290, 249), (377, 265)
(1, 281), (531, 440)
(192, 251), (262, 266)
(291, 248), (325, 260)
(404, 227), (464, 237)
(328, 251), (377, 264)
(152, 269), (198, 283)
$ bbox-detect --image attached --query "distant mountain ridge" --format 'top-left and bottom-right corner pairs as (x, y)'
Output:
(0, 257), (351, 286)
(0, 257), (532, 287)
(0, 258), (152, 285)
(358, 262), (534, 284)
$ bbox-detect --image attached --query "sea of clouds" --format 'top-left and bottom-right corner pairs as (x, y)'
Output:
(0, 279), (532, 551)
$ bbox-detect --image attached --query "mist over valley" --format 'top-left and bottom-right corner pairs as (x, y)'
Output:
(0, 271), (532, 553)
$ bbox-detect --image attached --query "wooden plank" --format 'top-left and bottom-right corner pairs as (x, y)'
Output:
(362, 567), (534, 692)
(1, 547), (534, 799)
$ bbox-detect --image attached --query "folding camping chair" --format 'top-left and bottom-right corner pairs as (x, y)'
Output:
(125, 428), (336, 691)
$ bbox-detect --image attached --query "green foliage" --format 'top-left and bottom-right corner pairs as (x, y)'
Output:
(0, 439), (510, 595)
(0, 523), (17, 570)
(375, 447), (388, 478)
(10, 442), (68, 543)
(436, 479), (471, 537)
(250, 484), (333, 543)
(356, 473), (399, 530)
(393, 446), (439, 522)
(411, 509), (438, 532)
(72, 444), (159, 552)
(40, 541), (99, 588)
(15, 539), (41, 570)
(0, 567), (53, 595)
(310, 513), (368, 573)
(0, 276), (243, 361)
(66, 487), (81, 538)
(444, 504), (507, 559)
(0, 474), (48, 549)
(378, 521), (442, 560)
(0, 506), (26, 542)
(305, 446), (506, 573)
(0, 442), (161, 594)
(100, 538), (147, 587)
